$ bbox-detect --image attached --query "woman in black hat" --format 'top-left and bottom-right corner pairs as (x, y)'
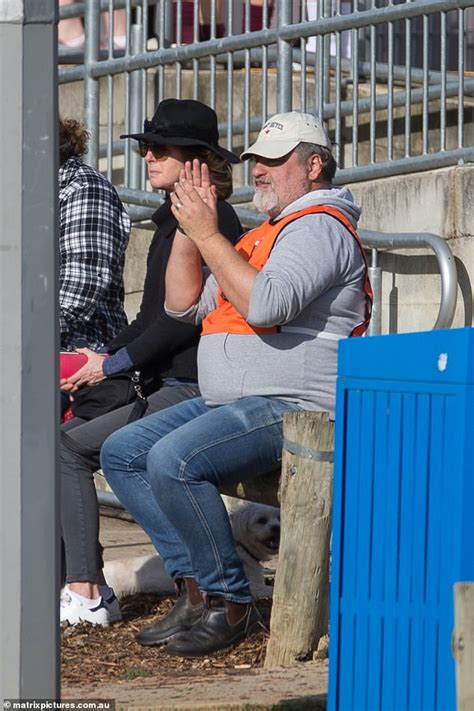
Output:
(59, 99), (242, 627)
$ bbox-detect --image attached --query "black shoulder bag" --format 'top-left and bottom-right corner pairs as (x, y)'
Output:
(70, 370), (149, 423)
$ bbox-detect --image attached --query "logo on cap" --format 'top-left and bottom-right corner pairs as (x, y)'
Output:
(263, 121), (284, 132)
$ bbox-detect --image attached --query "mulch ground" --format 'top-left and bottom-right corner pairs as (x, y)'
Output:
(61, 593), (273, 686)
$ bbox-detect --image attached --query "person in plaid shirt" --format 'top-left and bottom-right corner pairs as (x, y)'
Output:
(59, 118), (131, 351)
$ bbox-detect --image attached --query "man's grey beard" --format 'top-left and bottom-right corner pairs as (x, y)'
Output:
(253, 185), (280, 218)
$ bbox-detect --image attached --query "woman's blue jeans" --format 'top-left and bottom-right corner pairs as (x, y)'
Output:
(101, 395), (300, 603)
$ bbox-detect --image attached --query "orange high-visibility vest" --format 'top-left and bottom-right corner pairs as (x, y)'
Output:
(201, 205), (373, 338)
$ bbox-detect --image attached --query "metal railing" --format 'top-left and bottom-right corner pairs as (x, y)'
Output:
(59, 0), (474, 195)
(361, 229), (458, 335)
(58, 0), (462, 339)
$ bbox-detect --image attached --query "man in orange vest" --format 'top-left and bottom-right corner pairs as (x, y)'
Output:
(101, 111), (372, 657)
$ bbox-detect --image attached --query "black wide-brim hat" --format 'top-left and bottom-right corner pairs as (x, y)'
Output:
(121, 98), (240, 164)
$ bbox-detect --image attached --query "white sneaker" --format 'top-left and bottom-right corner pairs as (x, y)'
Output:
(102, 589), (122, 623)
(60, 586), (110, 627)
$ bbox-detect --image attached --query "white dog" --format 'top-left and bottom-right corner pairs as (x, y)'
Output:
(103, 498), (280, 600)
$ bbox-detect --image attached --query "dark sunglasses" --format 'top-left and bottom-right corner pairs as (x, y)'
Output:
(138, 142), (169, 159)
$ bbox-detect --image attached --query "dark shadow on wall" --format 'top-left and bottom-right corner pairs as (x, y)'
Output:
(378, 253), (472, 332)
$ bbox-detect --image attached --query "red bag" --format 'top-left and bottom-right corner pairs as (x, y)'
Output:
(60, 351), (88, 380)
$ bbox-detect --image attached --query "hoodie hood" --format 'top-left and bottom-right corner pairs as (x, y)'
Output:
(277, 185), (361, 228)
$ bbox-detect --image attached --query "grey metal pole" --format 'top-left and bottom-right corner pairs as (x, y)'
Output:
(367, 249), (382, 336)
(129, 22), (144, 189)
(0, 0), (59, 700)
(84, 0), (101, 167)
(276, 0), (293, 112)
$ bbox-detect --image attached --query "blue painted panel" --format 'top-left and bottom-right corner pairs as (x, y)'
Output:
(337, 327), (474, 384)
(329, 328), (474, 711)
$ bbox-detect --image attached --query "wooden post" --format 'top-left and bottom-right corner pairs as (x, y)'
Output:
(265, 411), (334, 668)
(453, 582), (474, 711)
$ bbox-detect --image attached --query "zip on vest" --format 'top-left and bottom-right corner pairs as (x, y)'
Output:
(201, 205), (373, 338)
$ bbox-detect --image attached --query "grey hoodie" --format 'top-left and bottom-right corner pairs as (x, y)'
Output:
(166, 186), (367, 415)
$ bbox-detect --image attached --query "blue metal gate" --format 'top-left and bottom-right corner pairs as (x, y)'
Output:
(328, 328), (474, 711)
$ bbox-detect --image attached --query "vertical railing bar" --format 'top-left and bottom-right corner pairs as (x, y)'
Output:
(367, 248), (382, 336)
(108, 0), (114, 56)
(316, 0), (324, 122)
(404, 5), (412, 158)
(129, 19), (143, 188)
(142, 0), (149, 45)
(106, 0), (114, 182)
(300, 0), (307, 113)
(176, 0), (183, 97)
(458, 8), (465, 149)
(261, 0), (269, 123)
(244, 0), (251, 185)
(440, 10), (447, 151)
(335, 0), (342, 168)
(351, 0), (359, 167)
(158, 0), (165, 102)
(84, 0), (101, 169)
(387, 0), (394, 162)
(369, 0), (376, 164)
(323, 0), (331, 105)
(192, 0), (199, 99)
(226, 1), (234, 157)
(276, 0), (293, 112)
(422, 13), (429, 155)
(209, 0), (217, 108)
(312, 0), (317, 112)
(124, 78), (131, 184)
(123, 0), (132, 185)
(141, 0), (148, 187)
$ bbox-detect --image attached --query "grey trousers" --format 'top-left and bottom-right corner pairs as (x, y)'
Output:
(60, 383), (200, 584)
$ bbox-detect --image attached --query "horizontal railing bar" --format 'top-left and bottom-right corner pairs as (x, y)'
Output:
(59, 43), (466, 85)
(338, 148), (474, 183)
(117, 147), (473, 217)
(117, 185), (252, 207)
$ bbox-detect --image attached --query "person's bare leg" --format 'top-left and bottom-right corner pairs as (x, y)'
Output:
(199, 0), (225, 40)
(101, 8), (127, 48)
(68, 581), (101, 599)
(58, 0), (85, 47)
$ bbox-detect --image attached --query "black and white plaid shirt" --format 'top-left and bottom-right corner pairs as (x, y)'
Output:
(58, 157), (131, 350)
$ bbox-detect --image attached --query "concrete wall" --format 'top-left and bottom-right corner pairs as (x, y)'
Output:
(351, 164), (474, 333)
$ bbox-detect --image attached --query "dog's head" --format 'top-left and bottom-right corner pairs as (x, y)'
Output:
(230, 502), (280, 562)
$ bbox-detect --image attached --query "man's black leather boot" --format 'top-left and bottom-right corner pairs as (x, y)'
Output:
(165, 597), (261, 657)
(135, 587), (204, 646)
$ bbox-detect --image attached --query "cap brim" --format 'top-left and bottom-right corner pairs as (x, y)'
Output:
(240, 138), (300, 161)
(120, 132), (240, 164)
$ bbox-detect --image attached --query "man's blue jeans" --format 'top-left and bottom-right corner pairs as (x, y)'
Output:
(101, 395), (300, 603)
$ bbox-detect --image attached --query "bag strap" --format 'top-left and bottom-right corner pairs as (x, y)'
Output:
(126, 370), (149, 423)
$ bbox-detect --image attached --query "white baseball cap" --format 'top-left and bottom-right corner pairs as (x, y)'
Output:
(240, 111), (331, 160)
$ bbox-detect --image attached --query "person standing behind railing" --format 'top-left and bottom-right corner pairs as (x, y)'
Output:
(166, 0), (274, 45)
(58, 0), (127, 49)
